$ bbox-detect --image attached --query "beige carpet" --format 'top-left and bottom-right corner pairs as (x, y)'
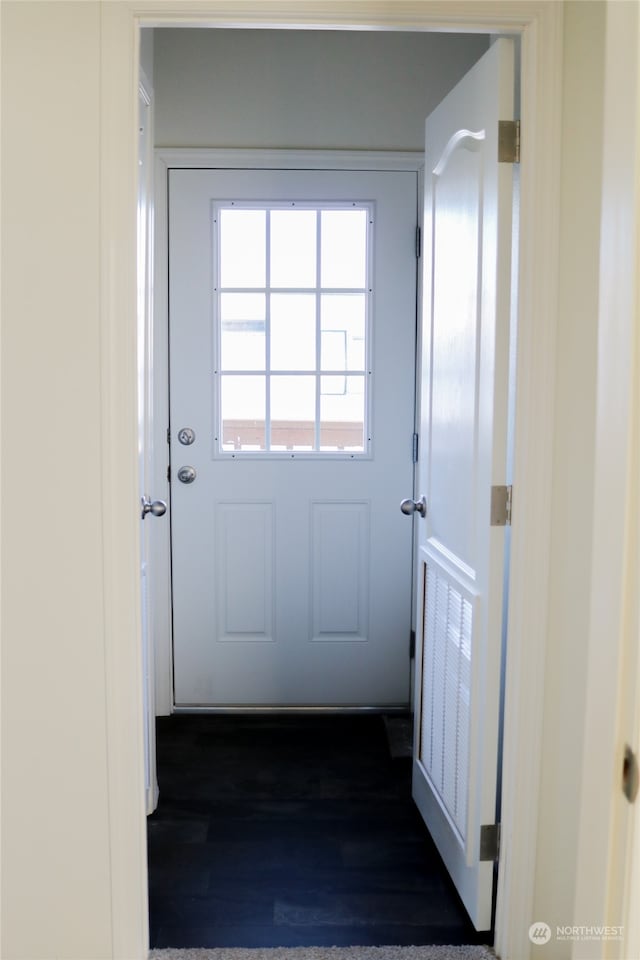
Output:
(150, 946), (494, 960)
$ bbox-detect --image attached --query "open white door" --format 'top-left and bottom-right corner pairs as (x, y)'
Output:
(411, 39), (515, 930)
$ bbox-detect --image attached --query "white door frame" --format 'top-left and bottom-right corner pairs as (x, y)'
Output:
(166, 159), (420, 709)
(138, 67), (162, 815)
(153, 147), (425, 714)
(571, 5), (640, 957)
(100, 4), (564, 958)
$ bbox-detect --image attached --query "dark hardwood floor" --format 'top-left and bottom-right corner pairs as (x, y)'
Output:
(147, 714), (489, 949)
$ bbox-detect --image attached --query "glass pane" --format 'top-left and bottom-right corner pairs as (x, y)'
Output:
(320, 375), (365, 451)
(270, 210), (317, 288)
(220, 375), (265, 451)
(270, 376), (316, 450)
(220, 293), (266, 371)
(321, 210), (367, 288)
(220, 209), (266, 288)
(321, 294), (365, 370)
(270, 293), (316, 371)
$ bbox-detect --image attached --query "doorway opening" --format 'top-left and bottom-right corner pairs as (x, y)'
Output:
(138, 21), (521, 955)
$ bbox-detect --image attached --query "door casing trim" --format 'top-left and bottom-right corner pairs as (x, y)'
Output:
(100, 5), (563, 959)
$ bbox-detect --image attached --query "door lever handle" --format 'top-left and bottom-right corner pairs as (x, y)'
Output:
(400, 496), (427, 517)
(141, 497), (167, 519)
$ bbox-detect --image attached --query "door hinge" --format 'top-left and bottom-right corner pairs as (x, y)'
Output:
(167, 465), (171, 483)
(416, 225), (422, 259)
(412, 432), (419, 463)
(491, 484), (512, 526)
(479, 823), (501, 861)
(409, 629), (416, 659)
(498, 120), (520, 164)
(167, 428), (171, 444)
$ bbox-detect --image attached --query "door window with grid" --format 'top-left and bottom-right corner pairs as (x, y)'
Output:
(214, 202), (372, 456)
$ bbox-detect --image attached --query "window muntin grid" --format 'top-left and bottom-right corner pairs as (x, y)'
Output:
(213, 201), (373, 457)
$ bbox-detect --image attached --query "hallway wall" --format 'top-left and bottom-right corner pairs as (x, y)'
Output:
(152, 28), (489, 150)
(1, 2), (114, 957)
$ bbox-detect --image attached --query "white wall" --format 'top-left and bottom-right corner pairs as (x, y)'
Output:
(153, 28), (489, 150)
(1, 2), (114, 957)
(531, 2), (605, 947)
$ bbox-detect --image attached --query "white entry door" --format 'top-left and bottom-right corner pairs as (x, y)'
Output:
(411, 40), (515, 929)
(169, 167), (417, 707)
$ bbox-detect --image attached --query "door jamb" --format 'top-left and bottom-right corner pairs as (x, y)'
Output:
(138, 68), (162, 814)
(99, 4), (563, 959)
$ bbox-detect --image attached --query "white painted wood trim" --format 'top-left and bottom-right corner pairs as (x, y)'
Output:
(410, 160), (426, 718)
(156, 147), (425, 170)
(139, 67), (166, 811)
(102, 4), (563, 957)
(494, 6), (563, 960)
(129, 1), (559, 32)
(101, 8), (150, 958)
(152, 152), (174, 717)
(571, 5), (640, 958)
